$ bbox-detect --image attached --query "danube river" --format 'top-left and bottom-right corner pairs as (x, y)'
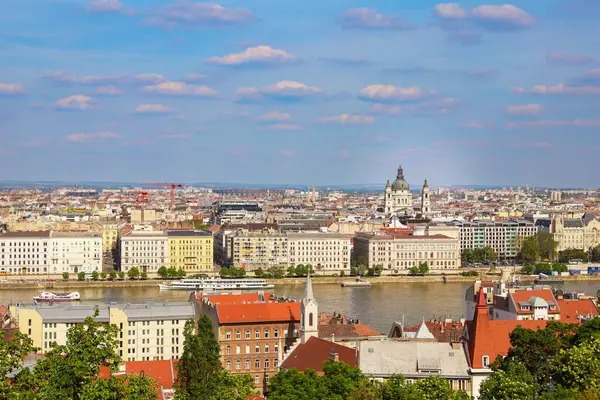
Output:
(2, 282), (599, 333)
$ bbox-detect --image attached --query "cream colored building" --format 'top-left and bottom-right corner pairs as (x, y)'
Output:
(0, 231), (51, 275)
(120, 231), (168, 273)
(50, 232), (102, 274)
(353, 231), (461, 272)
(227, 228), (288, 271)
(551, 214), (600, 251)
(15, 302), (194, 361)
(167, 230), (213, 273)
(287, 233), (351, 274)
(98, 220), (119, 253)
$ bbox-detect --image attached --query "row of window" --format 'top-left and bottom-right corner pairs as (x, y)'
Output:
(225, 343), (280, 355)
(225, 328), (280, 340)
(225, 358), (279, 370)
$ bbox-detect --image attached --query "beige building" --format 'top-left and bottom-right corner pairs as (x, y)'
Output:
(353, 231), (461, 272)
(98, 220), (119, 253)
(119, 231), (168, 273)
(227, 228), (288, 271)
(167, 230), (213, 273)
(287, 233), (351, 274)
(50, 232), (102, 274)
(0, 231), (51, 275)
(14, 302), (194, 362)
(551, 214), (600, 251)
(328, 221), (385, 235)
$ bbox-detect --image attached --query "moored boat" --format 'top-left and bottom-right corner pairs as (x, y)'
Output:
(34, 291), (81, 302)
(341, 278), (372, 288)
(158, 278), (275, 291)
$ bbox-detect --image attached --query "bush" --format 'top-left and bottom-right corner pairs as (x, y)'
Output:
(127, 267), (140, 280)
(62, 272), (69, 281)
(460, 270), (479, 277)
(100, 271), (107, 280)
(118, 271), (125, 280)
(91, 271), (99, 280)
(140, 271), (148, 280)
(109, 271), (117, 280)
(157, 266), (168, 279)
(77, 271), (85, 281)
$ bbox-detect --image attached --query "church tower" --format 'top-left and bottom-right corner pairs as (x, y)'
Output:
(384, 180), (392, 215)
(300, 273), (318, 344)
(421, 179), (430, 216)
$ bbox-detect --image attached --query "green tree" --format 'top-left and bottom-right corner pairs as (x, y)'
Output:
(558, 249), (587, 264)
(92, 270), (99, 280)
(157, 266), (169, 279)
(118, 271), (125, 280)
(479, 361), (534, 400)
(573, 317), (600, 345)
(177, 268), (187, 278)
(0, 331), (36, 398)
(415, 376), (454, 400)
(267, 369), (321, 400)
(381, 375), (425, 400)
(590, 245), (600, 262)
(167, 267), (179, 278)
(520, 236), (540, 263)
(483, 246), (498, 263)
(373, 264), (384, 277)
(77, 271), (86, 281)
(349, 379), (382, 400)
(295, 264), (307, 277)
(556, 336), (600, 391)
(254, 267), (265, 278)
(127, 267), (140, 280)
(212, 370), (254, 400)
(418, 262), (429, 275)
(319, 360), (367, 399)
(100, 271), (107, 280)
(267, 266), (285, 279)
(537, 232), (558, 261)
(62, 272), (69, 281)
(461, 249), (475, 264)
(287, 265), (296, 277)
(109, 270), (117, 280)
(140, 271), (148, 280)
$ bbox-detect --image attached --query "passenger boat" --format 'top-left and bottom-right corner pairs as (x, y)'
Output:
(34, 291), (81, 302)
(158, 278), (275, 291)
(341, 278), (372, 288)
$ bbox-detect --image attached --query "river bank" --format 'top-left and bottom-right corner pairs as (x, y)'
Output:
(1, 273), (598, 290)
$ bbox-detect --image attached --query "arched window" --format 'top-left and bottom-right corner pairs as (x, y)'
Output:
(225, 345), (231, 355)
(309, 313), (314, 327)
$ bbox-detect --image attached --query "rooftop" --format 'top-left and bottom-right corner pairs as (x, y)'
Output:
(216, 302), (300, 324)
(280, 336), (357, 373)
(166, 230), (212, 237)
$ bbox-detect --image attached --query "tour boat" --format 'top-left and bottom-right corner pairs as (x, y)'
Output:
(158, 278), (275, 291)
(34, 291), (81, 302)
(341, 278), (372, 288)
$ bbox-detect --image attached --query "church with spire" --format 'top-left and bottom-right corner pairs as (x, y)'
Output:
(384, 163), (431, 219)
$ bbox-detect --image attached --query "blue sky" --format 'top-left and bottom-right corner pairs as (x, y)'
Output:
(0, 0), (599, 187)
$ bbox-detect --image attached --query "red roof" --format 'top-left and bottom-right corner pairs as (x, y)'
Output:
(217, 302), (300, 324)
(99, 360), (178, 400)
(280, 336), (357, 373)
(558, 299), (599, 323)
(467, 288), (548, 369)
(509, 289), (559, 314)
(200, 292), (272, 304)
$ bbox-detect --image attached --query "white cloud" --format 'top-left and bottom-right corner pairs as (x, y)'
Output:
(89, 0), (124, 13)
(236, 81), (323, 102)
(434, 3), (467, 19)
(341, 8), (415, 30)
(512, 84), (600, 95)
(546, 52), (595, 65)
(371, 97), (457, 115)
(67, 132), (119, 142)
(206, 45), (296, 66)
(142, 81), (218, 97)
(96, 86), (122, 95)
(505, 104), (544, 115)
(184, 73), (206, 82)
(44, 71), (165, 86)
(507, 119), (600, 128)
(146, 1), (254, 28)
(317, 114), (375, 125)
(54, 95), (96, 110)
(135, 104), (174, 114)
(259, 111), (292, 122)
(133, 73), (166, 84)
(358, 84), (433, 102)
(0, 83), (26, 95)
(265, 124), (300, 131)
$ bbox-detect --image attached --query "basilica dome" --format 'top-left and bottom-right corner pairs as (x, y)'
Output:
(391, 165), (409, 191)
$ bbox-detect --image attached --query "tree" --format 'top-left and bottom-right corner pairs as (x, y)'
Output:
(295, 264), (307, 277)
(479, 361), (534, 400)
(418, 262), (429, 275)
(267, 266), (285, 279)
(461, 249), (475, 264)
(91, 271), (99, 280)
(77, 271), (86, 281)
(373, 264), (383, 277)
(62, 272), (69, 281)
(254, 267), (265, 278)
(127, 267), (140, 280)
(287, 265), (296, 277)
(100, 271), (107, 280)
(167, 267), (179, 279)
(212, 371), (254, 400)
(177, 268), (187, 278)
(482, 246), (498, 263)
(558, 249), (587, 264)
(157, 266), (169, 279)
(267, 369), (321, 400)
(140, 271), (148, 280)
(572, 317), (600, 345)
(319, 360), (367, 398)
(537, 232), (558, 261)
(590, 245), (600, 262)
(556, 336), (600, 391)
(520, 236), (540, 263)
(118, 271), (125, 280)
(381, 374), (426, 400)
(109, 270), (117, 280)
(0, 331), (36, 398)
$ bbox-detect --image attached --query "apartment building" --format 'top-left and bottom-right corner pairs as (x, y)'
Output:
(0, 231), (51, 275)
(15, 302), (194, 361)
(201, 294), (300, 392)
(167, 230), (213, 273)
(119, 231), (168, 273)
(287, 233), (351, 274)
(449, 219), (536, 259)
(98, 220), (119, 253)
(227, 228), (289, 271)
(50, 232), (102, 274)
(214, 224), (278, 266)
(353, 231), (461, 272)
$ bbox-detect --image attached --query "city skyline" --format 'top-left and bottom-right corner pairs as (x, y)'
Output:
(1, 0), (599, 186)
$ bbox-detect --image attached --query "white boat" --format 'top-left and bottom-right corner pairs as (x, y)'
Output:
(341, 278), (372, 288)
(158, 278), (275, 291)
(34, 291), (81, 302)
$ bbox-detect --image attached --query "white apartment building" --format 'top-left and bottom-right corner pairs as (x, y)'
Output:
(287, 233), (351, 273)
(227, 228), (288, 271)
(14, 302), (194, 362)
(50, 232), (102, 274)
(0, 231), (51, 275)
(353, 231), (461, 272)
(119, 231), (168, 273)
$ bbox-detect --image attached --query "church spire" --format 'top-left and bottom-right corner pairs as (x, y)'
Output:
(397, 164), (404, 179)
(304, 272), (315, 304)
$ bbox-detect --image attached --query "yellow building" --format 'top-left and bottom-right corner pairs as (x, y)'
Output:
(167, 230), (214, 273)
(14, 302), (194, 361)
(98, 221), (119, 253)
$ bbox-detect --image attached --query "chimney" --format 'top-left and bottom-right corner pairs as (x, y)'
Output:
(329, 348), (339, 362)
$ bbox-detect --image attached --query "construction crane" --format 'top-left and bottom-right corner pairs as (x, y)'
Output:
(146, 183), (182, 211)
(135, 191), (149, 209)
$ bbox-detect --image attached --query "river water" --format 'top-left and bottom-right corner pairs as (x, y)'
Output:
(2, 282), (598, 333)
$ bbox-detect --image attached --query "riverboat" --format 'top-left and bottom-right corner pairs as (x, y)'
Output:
(34, 291), (81, 302)
(341, 278), (372, 288)
(158, 278), (274, 291)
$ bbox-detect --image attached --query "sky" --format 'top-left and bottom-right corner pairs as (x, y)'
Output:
(0, 0), (599, 188)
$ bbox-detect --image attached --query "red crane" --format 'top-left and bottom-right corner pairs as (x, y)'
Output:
(135, 191), (149, 209)
(146, 183), (182, 211)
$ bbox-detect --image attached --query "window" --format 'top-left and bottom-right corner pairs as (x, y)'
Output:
(274, 329), (279, 338)
(235, 359), (241, 370)
(255, 359), (260, 368)
(226, 345), (231, 355)
(226, 360), (231, 370)
(482, 356), (490, 368)
(245, 359), (250, 369)
(264, 328), (269, 338)
(255, 345), (260, 353)
(255, 376), (260, 385)
(309, 313), (314, 327)
(274, 358), (279, 368)
(226, 331), (231, 340)
(265, 359), (270, 368)
(245, 330), (250, 339)
(236, 345), (241, 355)
(274, 344), (279, 353)
(236, 330), (241, 339)
(265, 345), (269, 353)
(255, 329), (260, 339)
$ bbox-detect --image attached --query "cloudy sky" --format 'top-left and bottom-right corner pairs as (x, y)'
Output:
(0, 0), (599, 187)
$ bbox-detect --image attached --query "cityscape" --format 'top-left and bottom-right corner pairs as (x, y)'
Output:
(1, 0), (600, 399)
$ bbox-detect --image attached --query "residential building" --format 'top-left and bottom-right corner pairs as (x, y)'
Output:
(98, 220), (119, 253)
(550, 213), (600, 251)
(50, 232), (102, 274)
(226, 228), (288, 271)
(200, 293), (300, 392)
(100, 359), (177, 400)
(280, 336), (357, 374)
(287, 233), (351, 274)
(214, 224), (277, 266)
(492, 289), (561, 321)
(15, 301), (194, 362)
(120, 231), (168, 273)
(0, 231), (51, 275)
(388, 318), (465, 343)
(353, 231), (460, 271)
(167, 230), (213, 273)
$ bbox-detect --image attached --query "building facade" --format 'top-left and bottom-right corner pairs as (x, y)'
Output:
(384, 165), (413, 216)
(119, 231), (168, 273)
(0, 231), (51, 275)
(550, 214), (600, 251)
(227, 228), (289, 271)
(50, 232), (102, 274)
(287, 233), (351, 274)
(167, 230), (213, 273)
(353, 231), (461, 272)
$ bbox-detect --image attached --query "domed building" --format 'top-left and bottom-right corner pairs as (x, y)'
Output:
(384, 165), (414, 216)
